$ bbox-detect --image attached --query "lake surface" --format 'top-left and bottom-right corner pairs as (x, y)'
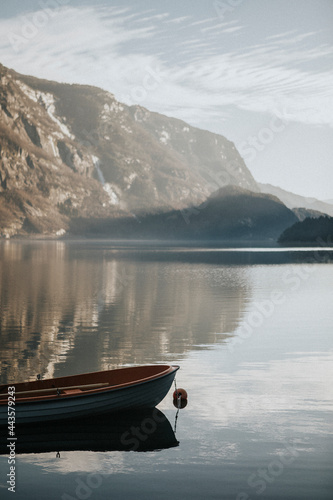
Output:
(0, 241), (332, 499)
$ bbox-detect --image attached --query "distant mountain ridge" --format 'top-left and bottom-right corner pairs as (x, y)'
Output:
(258, 183), (333, 217)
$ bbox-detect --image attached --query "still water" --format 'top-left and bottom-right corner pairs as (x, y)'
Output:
(0, 241), (332, 499)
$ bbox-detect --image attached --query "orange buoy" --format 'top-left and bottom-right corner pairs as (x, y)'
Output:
(173, 388), (188, 404)
(173, 397), (188, 409)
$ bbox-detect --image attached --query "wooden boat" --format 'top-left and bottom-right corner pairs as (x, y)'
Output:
(0, 408), (179, 454)
(0, 364), (179, 425)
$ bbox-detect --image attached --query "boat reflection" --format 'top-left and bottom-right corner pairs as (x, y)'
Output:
(0, 408), (179, 455)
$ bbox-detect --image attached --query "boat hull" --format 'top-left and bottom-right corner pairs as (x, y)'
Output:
(0, 365), (179, 425)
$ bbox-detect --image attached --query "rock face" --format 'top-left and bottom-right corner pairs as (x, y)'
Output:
(0, 63), (258, 237)
(0, 65), (120, 237)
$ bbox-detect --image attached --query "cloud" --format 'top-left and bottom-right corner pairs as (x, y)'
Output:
(178, 349), (333, 431)
(0, 3), (332, 130)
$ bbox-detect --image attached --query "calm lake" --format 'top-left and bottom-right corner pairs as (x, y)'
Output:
(0, 241), (332, 499)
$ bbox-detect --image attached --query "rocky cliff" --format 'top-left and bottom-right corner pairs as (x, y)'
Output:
(0, 63), (257, 237)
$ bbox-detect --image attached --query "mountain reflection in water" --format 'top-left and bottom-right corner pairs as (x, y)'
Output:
(0, 242), (251, 383)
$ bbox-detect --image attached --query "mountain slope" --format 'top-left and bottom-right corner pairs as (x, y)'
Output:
(193, 185), (298, 240)
(259, 183), (333, 217)
(0, 63), (259, 237)
(0, 65), (123, 236)
(292, 207), (326, 221)
(19, 70), (258, 205)
(70, 186), (298, 242)
(279, 216), (333, 245)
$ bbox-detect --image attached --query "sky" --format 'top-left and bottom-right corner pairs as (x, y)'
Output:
(0, 0), (332, 200)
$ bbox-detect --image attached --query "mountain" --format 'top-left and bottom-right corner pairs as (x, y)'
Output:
(258, 183), (333, 218)
(70, 185), (298, 243)
(278, 216), (333, 245)
(291, 207), (326, 221)
(0, 63), (257, 238)
(192, 186), (298, 241)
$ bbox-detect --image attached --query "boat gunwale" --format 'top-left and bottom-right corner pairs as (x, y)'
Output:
(0, 365), (179, 404)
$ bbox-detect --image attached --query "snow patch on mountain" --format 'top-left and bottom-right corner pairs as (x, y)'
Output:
(160, 130), (170, 145)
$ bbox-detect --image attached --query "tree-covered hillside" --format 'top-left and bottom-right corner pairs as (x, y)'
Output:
(278, 216), (333, 245)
